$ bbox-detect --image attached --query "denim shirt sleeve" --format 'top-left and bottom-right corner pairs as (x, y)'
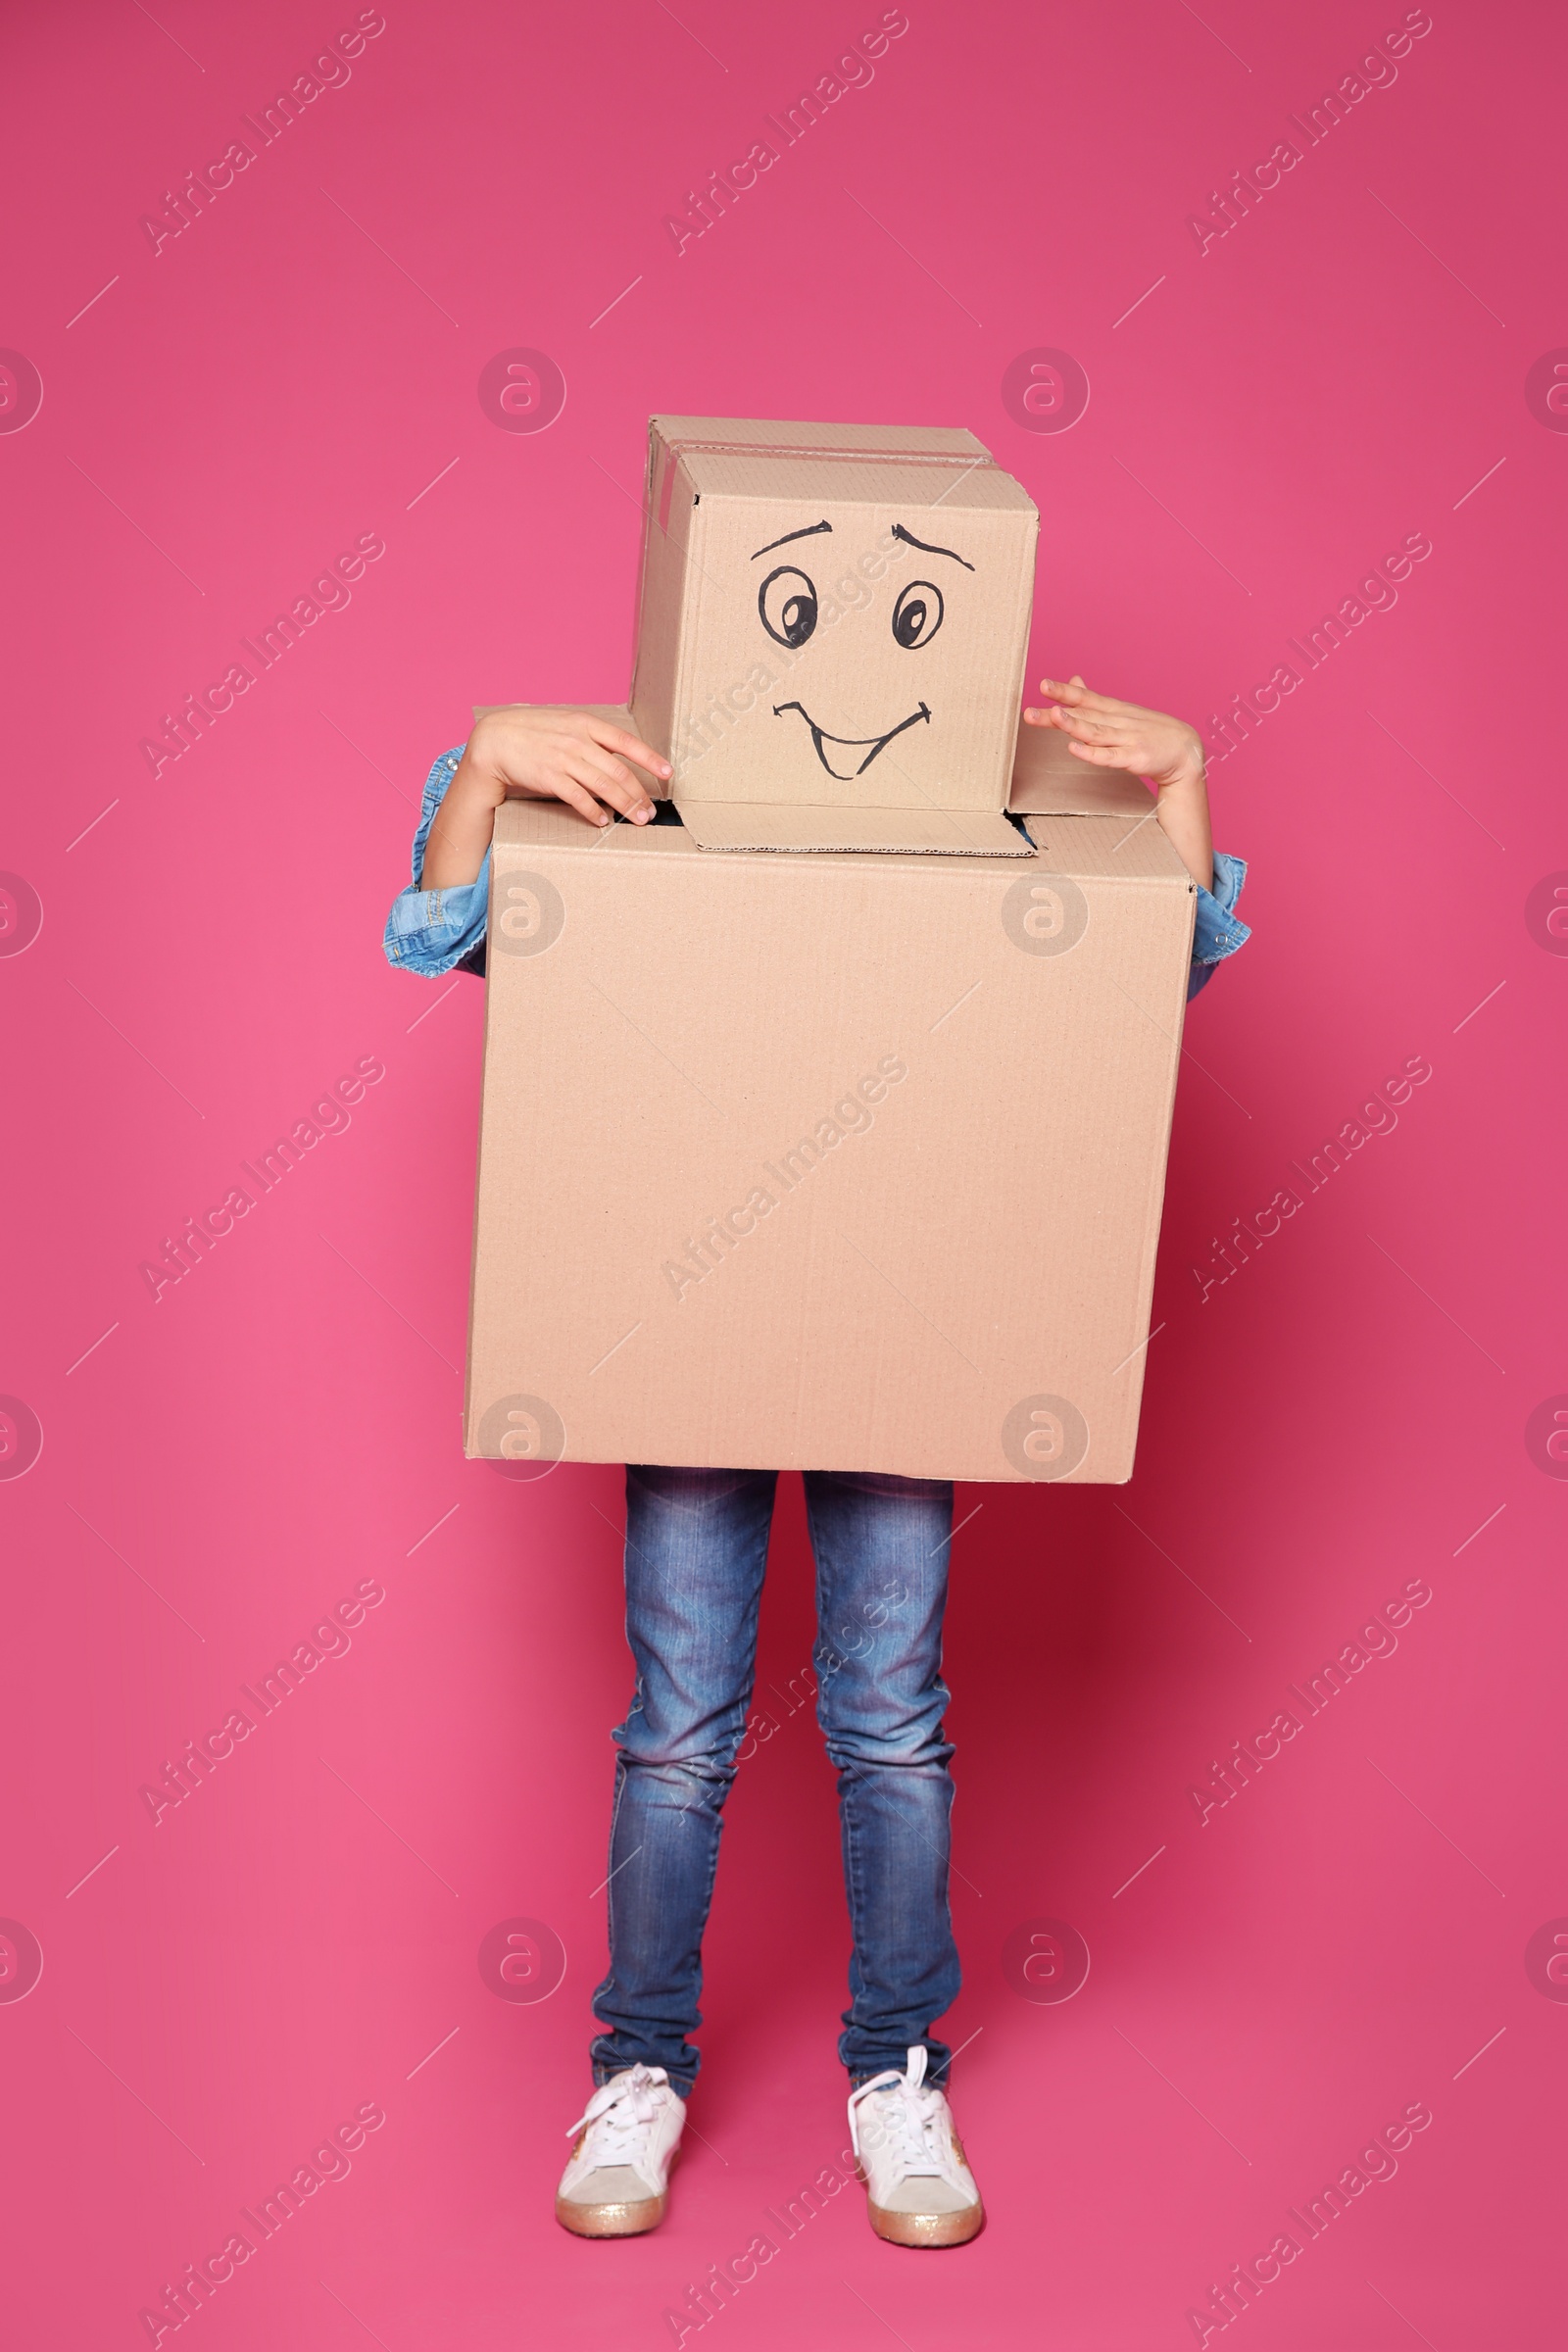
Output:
(382, 747), (490, 977)
(1187, 851), (1250, 1002)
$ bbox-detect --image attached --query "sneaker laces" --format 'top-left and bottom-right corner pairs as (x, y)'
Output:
(848, 2047), (954, 2180)
(565, 2065), (671, 2166)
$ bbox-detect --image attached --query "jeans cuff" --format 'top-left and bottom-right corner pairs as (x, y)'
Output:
(593, 2061), (694, 2097)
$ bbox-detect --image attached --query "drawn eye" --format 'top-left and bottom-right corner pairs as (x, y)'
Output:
(758, 564), (818, 649)
(892, 579), (944, 649)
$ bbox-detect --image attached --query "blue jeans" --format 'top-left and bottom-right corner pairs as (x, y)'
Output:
(590, 1466), (959, 2094)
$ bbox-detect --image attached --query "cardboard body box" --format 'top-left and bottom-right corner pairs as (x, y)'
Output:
(463, 419), (1197, 1484)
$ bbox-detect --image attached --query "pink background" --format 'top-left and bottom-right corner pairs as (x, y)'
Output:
(3, 2), (1564, 2344)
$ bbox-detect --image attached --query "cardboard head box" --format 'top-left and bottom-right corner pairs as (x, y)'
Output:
(630, 416), (1039, 855)
(462, 417), (1197, 1484)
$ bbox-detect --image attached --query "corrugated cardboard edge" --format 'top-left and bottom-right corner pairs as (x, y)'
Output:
(1113, 940), (1195, 1481)
(691, 837), (1031, 859)
(675, 487), (708, 791)
(628, 426), (692, 789)
(1022, 808), (1198, 1481)
(998, 515), (1041, 799)
(675, 800), (1035, 857)
(649, 415), (996, 466)
(462, 848), (507, 1457)
(626, 426), (665, 774)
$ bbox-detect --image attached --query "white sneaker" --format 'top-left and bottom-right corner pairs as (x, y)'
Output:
(849, 2047), (985, 2247)
(556, 2065), (686, 2237)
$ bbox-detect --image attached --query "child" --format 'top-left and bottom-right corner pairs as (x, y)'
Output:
(384, 676), (1250, 2247)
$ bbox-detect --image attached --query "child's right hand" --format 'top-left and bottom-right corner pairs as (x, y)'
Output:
(419, 708), (672, 890)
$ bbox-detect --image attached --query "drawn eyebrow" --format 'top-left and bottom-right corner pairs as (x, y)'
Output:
(891, 522), (974, 571)
(752, 519), (833, 560)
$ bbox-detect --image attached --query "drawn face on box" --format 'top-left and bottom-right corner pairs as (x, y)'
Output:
(744, 514), (981, 784)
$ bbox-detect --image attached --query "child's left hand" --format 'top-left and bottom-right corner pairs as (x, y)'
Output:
(1023, 674), (1213, 890)
(1024, 674), (1201, 787)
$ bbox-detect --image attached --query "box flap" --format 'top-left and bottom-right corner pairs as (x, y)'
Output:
(648, 416), (1033, 530)
(1007, 713), (1155, 817)
(673, 801), (1034, 858)
(653, 416), (992, 462)
(1021, 811), (1190, 883)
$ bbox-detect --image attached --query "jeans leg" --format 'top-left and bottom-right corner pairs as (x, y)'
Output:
(590, 1464), (777, 2095)
(803, 1470), (958, 2085)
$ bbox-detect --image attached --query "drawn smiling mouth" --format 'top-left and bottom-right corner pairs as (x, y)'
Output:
(772, 700), (931, 781)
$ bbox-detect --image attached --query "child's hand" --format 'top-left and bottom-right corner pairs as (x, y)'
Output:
(1023, 674), (1202, 788)
(1023, 674), (1213, 890)
(420, 709), (672, 890)
(470, 706), (670, 828)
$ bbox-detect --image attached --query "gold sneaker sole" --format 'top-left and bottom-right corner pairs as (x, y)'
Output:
(866, 2195), (985, 2248)
(555, 2145), (680, 2238)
